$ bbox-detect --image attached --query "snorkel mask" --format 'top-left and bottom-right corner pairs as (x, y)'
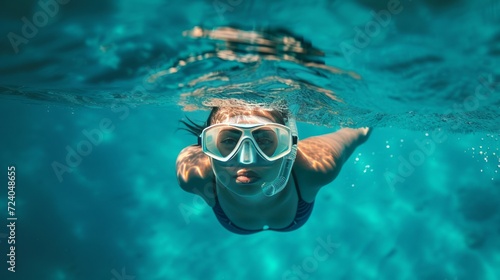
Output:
(199, 115), (298, 196)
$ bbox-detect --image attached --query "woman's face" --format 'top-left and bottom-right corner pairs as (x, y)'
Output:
(210, 109), (285, 197)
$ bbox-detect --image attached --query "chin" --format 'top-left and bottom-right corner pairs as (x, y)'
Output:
(227, 184), (262, 197)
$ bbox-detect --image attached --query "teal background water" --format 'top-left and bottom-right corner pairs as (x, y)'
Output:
(1, 0), (500, 279)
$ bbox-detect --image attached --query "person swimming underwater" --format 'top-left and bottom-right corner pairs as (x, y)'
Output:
(176, 106), (371, 234)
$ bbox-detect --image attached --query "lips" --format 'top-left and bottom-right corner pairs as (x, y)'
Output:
(235, 170), (260, 184)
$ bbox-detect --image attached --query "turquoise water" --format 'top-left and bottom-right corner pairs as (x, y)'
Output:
(1, 0), (500, 279)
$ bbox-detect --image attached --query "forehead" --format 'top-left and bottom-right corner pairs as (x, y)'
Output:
(220, 115), (274, 124)
(211, 108), (280, 124)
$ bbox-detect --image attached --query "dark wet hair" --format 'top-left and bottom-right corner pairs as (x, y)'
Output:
(179, 107), (288, 143)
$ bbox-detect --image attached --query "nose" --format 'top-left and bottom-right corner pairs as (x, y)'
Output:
(238, 140), (257, 165)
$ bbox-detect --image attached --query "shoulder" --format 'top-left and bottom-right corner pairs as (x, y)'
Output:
(292, 128), (371, 200)
(294, 139), (342, 186)
(176, 145), (216, 207)
(292, 139), (342, 202)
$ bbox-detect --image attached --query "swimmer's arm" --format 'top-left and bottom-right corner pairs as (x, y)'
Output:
(295, 128), (371, 188)
(176, 145), (216, 206)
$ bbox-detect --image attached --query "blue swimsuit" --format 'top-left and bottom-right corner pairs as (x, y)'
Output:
(212, 170), (315, 234)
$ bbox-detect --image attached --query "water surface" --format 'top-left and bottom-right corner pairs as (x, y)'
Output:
(0, 0), (499, 279)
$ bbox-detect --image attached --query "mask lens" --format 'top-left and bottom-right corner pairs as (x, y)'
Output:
(216, 129), (243, 157)
(251, 128), (278, 157)
(253, 126), (290, 158)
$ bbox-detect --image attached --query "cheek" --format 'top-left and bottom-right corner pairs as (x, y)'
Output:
(261, 162), (283, 178)
(213, 161), (236, 171)
(212, 161), (236, 179)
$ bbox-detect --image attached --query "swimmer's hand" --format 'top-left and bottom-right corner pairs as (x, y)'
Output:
(357, 127), (372, 144)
